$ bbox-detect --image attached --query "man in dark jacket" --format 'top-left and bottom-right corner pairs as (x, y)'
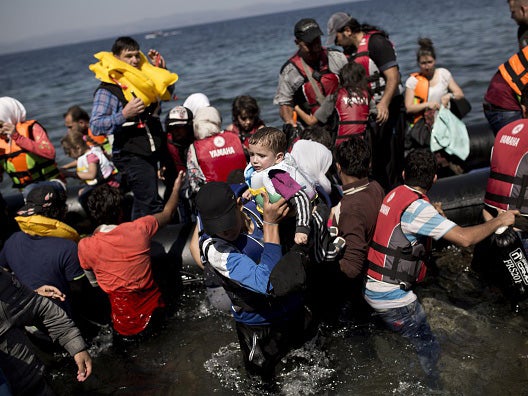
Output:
(0, 268), (92, 395)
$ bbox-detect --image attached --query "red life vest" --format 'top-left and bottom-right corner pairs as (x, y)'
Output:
(0, 120), (59, 188)
(334, 87), (370, 145)
(350, 31), (387, 97)
(367, 185), (428, 289)
(288, 49), (340, 114)
(194, 131), (247, 182)
(485, 119), (528, 213)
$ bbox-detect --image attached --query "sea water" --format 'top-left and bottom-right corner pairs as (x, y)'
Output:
(3, 0), (528, 394)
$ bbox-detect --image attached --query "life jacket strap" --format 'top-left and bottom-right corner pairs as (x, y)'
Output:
(504, 51), (528, 93)
(487, 170), (528, 209)
(368, 240), (422, 285)
(367, 260), (416, 285)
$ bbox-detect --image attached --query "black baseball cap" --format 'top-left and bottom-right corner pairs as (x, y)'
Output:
(17, 181), (66, 217)
(294, 18), (323, 43)
(196, 182), (238, 235)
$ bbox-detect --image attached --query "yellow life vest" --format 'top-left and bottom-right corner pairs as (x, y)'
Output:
(15, 214), (80, 242)
(498, 46), (528, 96)
(89, 51), (178, 106)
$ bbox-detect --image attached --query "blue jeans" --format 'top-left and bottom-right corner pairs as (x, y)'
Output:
(113, 153), (163, 220)
(484, 109), (522, 136)
(375, 300), (440, 379)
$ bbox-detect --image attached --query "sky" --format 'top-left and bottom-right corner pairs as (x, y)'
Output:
(0, 0), (354, 54)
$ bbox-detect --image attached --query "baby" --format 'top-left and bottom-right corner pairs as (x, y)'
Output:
(243, 127), (316, 245)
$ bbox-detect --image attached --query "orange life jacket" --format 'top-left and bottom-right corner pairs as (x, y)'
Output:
(0, 120), (59, 188)
(410, 72), (429, 124)
(498, 46), (528, 96)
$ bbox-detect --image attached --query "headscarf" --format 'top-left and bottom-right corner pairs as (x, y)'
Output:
(290, 139), (333, 194)
(193, 106), (222, 140)
(0, 97), (27, 124)
(183, 93), (210, 116)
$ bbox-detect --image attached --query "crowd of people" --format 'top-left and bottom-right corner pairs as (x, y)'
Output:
(1, 4), (528, 393)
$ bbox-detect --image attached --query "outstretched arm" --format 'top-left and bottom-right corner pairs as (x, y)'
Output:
(153, 170), (185, 227)
(443, 209), (518, 247)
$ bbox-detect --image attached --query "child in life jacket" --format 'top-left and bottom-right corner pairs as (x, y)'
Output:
(61, 130), (119, 191)
(294, 62), (374, 146)
(243, 127), (314, 245)
(226, 95), (265, 150)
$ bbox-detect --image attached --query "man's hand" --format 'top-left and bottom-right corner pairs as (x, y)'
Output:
(262, 191), (289, 224)
(147, 49), (166, 68)
(376, 101), (389, 124)
(497, 209), (520, 228)
(173, 170), (185, 191)
(122, 97), (145, 119)
(35, 285), (66, 301)
(74, 350), (92, 382)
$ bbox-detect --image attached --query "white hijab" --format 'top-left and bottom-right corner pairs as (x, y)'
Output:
(0, 97), (27, 124)
(193, 106), (222, 140)
(183, 93), (210, 117)
(290, 139), (333, 194)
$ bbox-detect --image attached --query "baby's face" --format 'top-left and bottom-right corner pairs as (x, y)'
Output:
(248, 142), (282, 172)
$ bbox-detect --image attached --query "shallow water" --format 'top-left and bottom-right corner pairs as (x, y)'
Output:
(45, 245), (528, 396)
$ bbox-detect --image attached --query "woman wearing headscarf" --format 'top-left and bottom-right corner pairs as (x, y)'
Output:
(0, 97), (59, 189)
(185, 106), (246, 197)
(182, 92), (210, 116)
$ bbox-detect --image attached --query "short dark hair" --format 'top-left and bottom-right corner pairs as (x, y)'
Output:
(111, 36), (140, 56)
(248, 127), (288, 154)
(404, 149), (437, 190)
(63, 105), (89, 122)
(299, 125), (334, 151)
(85, 184), (123, 225)
(343, 18), (389, 38)
(335, 136), (370, 178)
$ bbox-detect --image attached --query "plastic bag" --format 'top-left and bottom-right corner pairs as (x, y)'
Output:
(430, 106), (470, 160)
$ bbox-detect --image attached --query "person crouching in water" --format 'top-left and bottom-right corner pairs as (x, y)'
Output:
(77, 170), (184, 343)
(196, 181), (314, 379)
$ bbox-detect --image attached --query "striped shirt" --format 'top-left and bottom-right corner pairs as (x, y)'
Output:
(364, 194), (456, 310)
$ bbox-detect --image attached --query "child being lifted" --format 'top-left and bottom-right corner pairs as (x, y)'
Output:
(243, 127), (316, 245)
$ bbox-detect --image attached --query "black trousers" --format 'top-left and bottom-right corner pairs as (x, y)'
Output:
(234, 306), (311, 380)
